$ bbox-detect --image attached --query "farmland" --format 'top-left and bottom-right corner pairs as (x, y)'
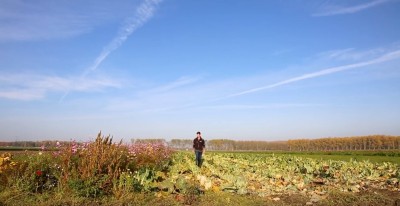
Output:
(1, 135), (400, 205)
(212, 150), (400, 165)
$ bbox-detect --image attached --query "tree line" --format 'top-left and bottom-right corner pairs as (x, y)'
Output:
(0, 140), (67, 148)
(1, 135), (399, 151)
(287, 135), (400, 151)
(134, 135), (400, 151)
(168, 135), (400, 151)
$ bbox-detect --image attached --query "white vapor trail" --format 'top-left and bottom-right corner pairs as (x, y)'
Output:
(228, 49), (400, 98)
(61, 0), (162, 101)
(313, 0), (390, 16)
(84, 0), (162, 75)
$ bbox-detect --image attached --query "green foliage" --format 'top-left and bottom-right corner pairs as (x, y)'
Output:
(67, 175), (109, 198)
(0, 132), (174, 199)
(0, 153), (18, 191)
(155, 152), (399, 197)
(4, 151), (59, 193)
(1, 136), (400, 205)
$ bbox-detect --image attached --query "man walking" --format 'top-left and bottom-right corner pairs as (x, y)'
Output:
(193, 131), (205, 167)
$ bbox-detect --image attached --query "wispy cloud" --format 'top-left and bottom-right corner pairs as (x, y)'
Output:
(102, 45), (400, 113)
(104, 76), (202, 112)
(0, 1), (93, 41)
(0, 0), (148, 42)
(227, 49), (400, 98)
(0, 73), (120, 101)
(195, 103), (324, 111)
(313, 0), (390, 16)
(316, 47), (387, 61)
(146, 76), (201, 94)
(0, 88), (44, 101)
(317, 48), (355, 59)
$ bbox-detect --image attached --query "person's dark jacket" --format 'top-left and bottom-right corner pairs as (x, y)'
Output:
(193, 137), (205, 151)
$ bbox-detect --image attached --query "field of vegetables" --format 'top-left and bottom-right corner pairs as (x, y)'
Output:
(1, 134), (400, 205)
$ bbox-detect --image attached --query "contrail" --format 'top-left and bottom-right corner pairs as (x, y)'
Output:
(228, 49), (400, 98)
(84, 0), (162, 75)
(60, 0), (162, 101)
(313, 0), (390, 16)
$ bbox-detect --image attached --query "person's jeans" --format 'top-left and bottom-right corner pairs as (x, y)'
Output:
(195, 150), (203, 167)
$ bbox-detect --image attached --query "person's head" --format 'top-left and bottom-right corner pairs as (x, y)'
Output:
(196, 131), (201, 138)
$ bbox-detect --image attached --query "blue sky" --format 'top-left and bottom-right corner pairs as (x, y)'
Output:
(1, 0), (400, 141)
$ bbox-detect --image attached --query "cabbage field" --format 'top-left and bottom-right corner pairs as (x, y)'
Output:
(1, 134), (400, 205)
(163, 152), (399, 202)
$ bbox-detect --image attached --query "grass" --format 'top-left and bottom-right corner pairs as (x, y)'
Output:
(292, 154), (400, 164)
(0, 146), (42, 151)
(210, 150), (400, 164)
(4, 146), (400, 164)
